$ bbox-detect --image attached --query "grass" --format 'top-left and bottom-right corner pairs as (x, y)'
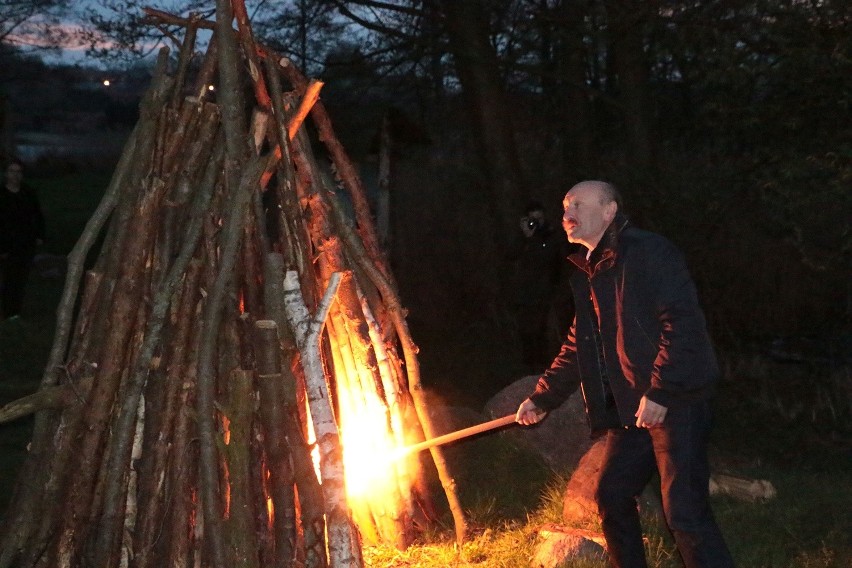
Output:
(1, 170), (850, 567)
(362, 455), (852, 567)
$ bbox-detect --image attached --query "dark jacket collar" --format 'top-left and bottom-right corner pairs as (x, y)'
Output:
(568, 212), (630, 275)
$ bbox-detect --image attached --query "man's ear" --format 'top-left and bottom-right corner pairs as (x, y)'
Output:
(604, 201), (618, 223)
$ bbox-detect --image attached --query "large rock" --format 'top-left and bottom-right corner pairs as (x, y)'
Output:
(562, 439), (607, 523)
(482, 375), (594, 470)
(563, 439), (663, 525)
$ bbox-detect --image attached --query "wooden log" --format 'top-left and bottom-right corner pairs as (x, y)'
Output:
(91, 139), (222, 566)
(169, 17), (199, 110)
(709, 474), (777, 502)
(260, 258), (328, 568)
(194, 149), (266, 568)
(64, 270), (103, 378)
(193, 3), (256, 562)
(239, 203), (265, 320)
(259, 79), (324, 191)
(223, 369), (260, 568)
(283, 271), (362, 568)
(326, 192), (469, 544)
(118, 386), (146, 567)
(232, 0), (271, 110)
(254, 320), (297, 567)
(260, 57), (312, 286)
(355, 287), (417, 504)
(14, 375), (92, 568)
(261, 253), (297, 355)
(287, 80), (323, 141)
(164, 303), (203, 568)
(160, 103), (221, 271)
(186, 31), (219, 103)
(160, 99), (203, 187)
(133, 259), (204, 568)
(276, 55), (394, 291)
(142, 7), (216, 31)
(0, 376), (93, 424)
(50, 172), (164, 566)
(250, 418), (275, 568)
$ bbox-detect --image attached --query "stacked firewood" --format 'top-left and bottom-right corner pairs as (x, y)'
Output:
(0, 2), (467, 567)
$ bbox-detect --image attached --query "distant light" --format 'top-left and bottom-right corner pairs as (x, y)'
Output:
(207, 85), (215, 91)
(103, 80), (111, 87)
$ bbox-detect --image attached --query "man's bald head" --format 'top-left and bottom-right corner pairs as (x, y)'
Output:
(561, 180), (621, 250)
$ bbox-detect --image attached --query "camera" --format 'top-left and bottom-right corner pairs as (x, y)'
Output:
(523, 216), (541, 231)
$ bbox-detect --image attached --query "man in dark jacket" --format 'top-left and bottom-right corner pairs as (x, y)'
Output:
(0, 158), (45, 321)
(516, 181), (733, 568)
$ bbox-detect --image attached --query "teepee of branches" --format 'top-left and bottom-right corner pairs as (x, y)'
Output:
(0, 2), (469, 567)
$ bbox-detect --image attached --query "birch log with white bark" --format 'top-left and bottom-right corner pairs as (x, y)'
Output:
(282, 270), (362, 568)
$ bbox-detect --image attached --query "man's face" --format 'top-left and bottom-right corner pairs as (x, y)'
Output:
(561, 182), (617, 249)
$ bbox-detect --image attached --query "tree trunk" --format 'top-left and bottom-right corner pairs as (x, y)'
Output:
(605, 0), (657, 174)
(551, 1), (596, 181)
(438, 0), (526, 249)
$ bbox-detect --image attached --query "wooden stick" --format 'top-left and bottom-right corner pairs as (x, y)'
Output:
(259, 80), (324, 191)
(222, 369), (259, 568)
(275, 54), (395, 291)
(709, 474), (777, 502)
(284, 271), (363, 567)
(396, 414), (518, 457)
(0, 376), (93, 424)
(323, 190), (469, 544)
(254, 321), (297, 565)
(232, 0), (271, 109)
(287, 80), (324, 141)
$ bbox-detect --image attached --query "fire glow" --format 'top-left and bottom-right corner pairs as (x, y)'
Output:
(340, 392), (402, 499)
(303, 371), (414, 543)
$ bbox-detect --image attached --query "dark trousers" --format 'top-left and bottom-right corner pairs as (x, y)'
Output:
(596, 400), (734, 568)
(0, 253), (33, 319)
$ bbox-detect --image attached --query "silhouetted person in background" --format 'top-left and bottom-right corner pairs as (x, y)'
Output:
(0, 158), (45, 322)
(508, 200), (563, 371)
(517, 181), (733, 568)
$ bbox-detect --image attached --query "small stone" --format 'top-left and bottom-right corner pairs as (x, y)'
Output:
(532, 524), (606, 567)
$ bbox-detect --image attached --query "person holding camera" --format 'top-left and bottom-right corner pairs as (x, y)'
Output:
(1, 158), (45, 322)
(508, 200), (565, 371)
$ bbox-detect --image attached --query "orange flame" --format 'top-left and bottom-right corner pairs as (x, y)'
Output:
(339, 393), (400, 499)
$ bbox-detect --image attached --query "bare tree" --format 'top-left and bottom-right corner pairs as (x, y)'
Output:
(0, 0), (71, 49)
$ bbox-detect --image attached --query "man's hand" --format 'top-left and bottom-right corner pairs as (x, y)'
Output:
(516, 398), (547, 425)
(635, 395), (667, 428)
